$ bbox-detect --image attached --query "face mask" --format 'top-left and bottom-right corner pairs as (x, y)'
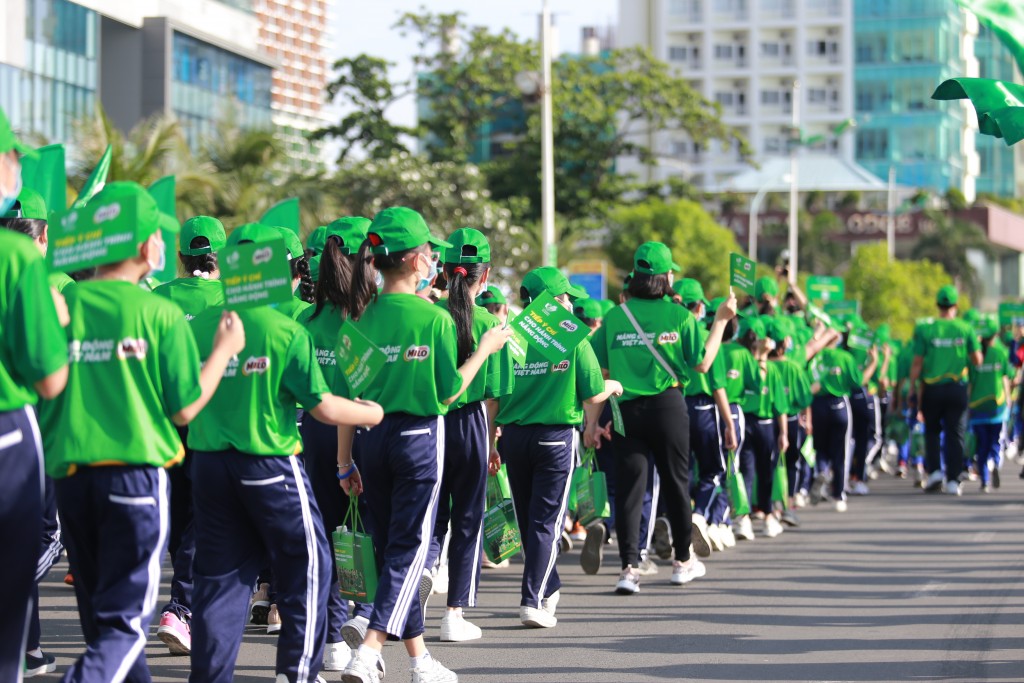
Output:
(147, 235), (166, 278)
(0, 164), (22, 216)
(766, 338), (777, 352)
(785, 338), (794, 351)
(414, 253), (433, 293)
(374, 270), (384, 289)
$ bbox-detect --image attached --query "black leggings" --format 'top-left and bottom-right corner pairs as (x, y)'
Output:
(612, 389), (691, 568)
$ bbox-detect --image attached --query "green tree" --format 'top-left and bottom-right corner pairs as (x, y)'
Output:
(911, 210), (993, 299)
(605, 198), (742, 297)
(71, 106), (183, 190)
(799, 210), (848, 274)
(846, 242), (959, 340)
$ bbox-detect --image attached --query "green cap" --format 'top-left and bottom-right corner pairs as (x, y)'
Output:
(633, 242), (681, 275)
(574, 298), (603, 321)
(755, 277), (779, 300)
(962, 308), (980, 324)
(521, 266), (588, 304)
(476, 285), (507, 307)
(3, 187), (47, 220)
(623, 271), (634, 288)
(325, 217), (370, 256)
(0, 107), (33, 157)
(180, 216), (227, 256)
(937, 285), (958, 307)
(269, 225), (304, 260)
(739, 316), (768, 340)
(977, 314), (999, 338)
(875, 323), (891, 345)
(228, 222), (282, 246)
(766, 316), (793, 343)
(673, 278), (709, 307)
(445, 227), (491, 264)
(597, 299), (616, 317)
(367, 207), (451, 255)
(77, 181), (179, 242)
(706, 296), (726, 321)
(306, 225), (328, 254)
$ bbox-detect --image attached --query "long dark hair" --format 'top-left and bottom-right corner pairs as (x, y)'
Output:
(311, 235), (375, 321)
(350, 240), (427, 318)
(739, 329), (759, 352)
(444, 262), (488, 365)
(179, 237), (217, 276)
(627, 272), (673, 300)
(291, 254), (315, 304)
(0, 217), (47, 240)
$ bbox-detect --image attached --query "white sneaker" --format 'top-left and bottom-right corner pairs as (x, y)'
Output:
(793, 491), (808, 508)
(431, 565), (449, 595)
(419, 569), (433, 618)
(719, 524), (737, 548)
(541, 589), (560, 616)
(690, 514), (712, 558)
(615, 566), (641, 595)
(944, 480), (962, 496)
(670, 557), (706, 585)
(734, 515), (755, 541)
(440, 611), (482, 642)
(249, 582), (271, 624)
(924, 470), (945, 492)
(341, 650), (381, 683)
(520, 605), (557, 628)
(849, 481), (870, 496)
(835, 499), (848, 513)
(324, 641), (352, 671)
(764, 515), (784, 538)
(341, 615), (369, 650)
(411, 656), (458, 683)
(706, 523), (724, 552)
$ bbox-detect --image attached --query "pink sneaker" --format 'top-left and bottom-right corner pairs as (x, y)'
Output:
(157, 612), (191, 655)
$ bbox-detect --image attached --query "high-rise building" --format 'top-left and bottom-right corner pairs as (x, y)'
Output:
(255, 0), (331, 170)
(616, 0), (856, 189)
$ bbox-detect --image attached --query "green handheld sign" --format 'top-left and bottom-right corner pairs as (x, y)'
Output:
(336, 319), (388, 396)
(509, 290), (592, 364)
(507, 327), (529, 367)
(998, 302), (1024, 328)
(729, 252), (757, 294)
(824, 299), (860, 318)
(806, 275), (845, 304)
(219, 239), (294, 310)
(847, 330), (876, 351)
(49, 201), (145, 272)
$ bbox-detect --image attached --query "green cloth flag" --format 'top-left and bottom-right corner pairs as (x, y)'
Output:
(609, 395), (625, 436)
(509, 290), (592, 364)
(336, 319), (388, 396)
(147, 176), (178, 283)
(20, 144), (66, 217)
(483, 466), (522, 563)
(806, 275), (844, 304)
(954, 0), (1024, 74)
(800, 435), (816, 469)
(260, 198), (300, 235)
(998, 301), (1024, 328)
(333, 495), (378, 603)
(933, 78), (1024, 145)
(219, 240), (294, 309)
(730, 252), (756, 294)
(73, 144), (112, 208)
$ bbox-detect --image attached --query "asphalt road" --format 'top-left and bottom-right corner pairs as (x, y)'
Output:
(37, 468), (1024, 682)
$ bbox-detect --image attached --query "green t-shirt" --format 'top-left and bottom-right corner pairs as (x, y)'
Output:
(0, 232), (68, 411)
(49, 270), (75, 293)
(810, 347), (863, 397)
(153, 277), (226, 321)
(722, 342), (760, 405)
(188, 306), (329, 456)
(969, 343), (1013, 413)
(42, 281), (200, 477)
(275, 296), (313, 321)
(436, 300), (515, 409)
(590, 298), (704, 402)
(496, 338), (605, 427)
(912, 317), (980, 385)
(771, 357), (813, 416)
(683, 324), (726, 397)
(742, 361), (779, 418)
(344, 293), (463, 417)
(298, 304), (346, 395)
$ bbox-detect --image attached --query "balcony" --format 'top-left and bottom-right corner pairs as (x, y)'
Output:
(711, 0), (748, 22)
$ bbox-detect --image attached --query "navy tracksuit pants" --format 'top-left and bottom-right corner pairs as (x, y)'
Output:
(55, 465), (169, 683)
(688, 395), (726, 519)
(28, 472), (63, 652)
(354, 414), (444, 640)
(711, 405), (745, 525)
(785, 416), (810, 496)
(161, 426), (195, 621)
(0, 407), (44, 683)
(499, 424), (574, 608)
(425, 402), (489, 608)
(740, 415), (778, 514)
(189, 450), (329, 683)
(850, 387), (881, 481)
(811, 394), (852, 501)
(299, 415), (348, 644)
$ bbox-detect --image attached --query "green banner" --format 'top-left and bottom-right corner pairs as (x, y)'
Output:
(73, 144), (112, 208)
(847, 329), (876, 351)
(507, 326), (529, 367)
(933, 78), (1024, 145)
(20, 143), (66, 217)
(806, 275), (844, 304)
(824, 299), (859, 319)
(336, 319), (388, 396)
(260, 197), (300, 235)
(954, 0), (1024, 74)
(730, 252), (756, 294)
(509, 290), (591, 364)
(219, 239), (294, 309)
(998, 301), (1024, 328)
(49, 202), (143, 272)
(147, 176), (178, 283)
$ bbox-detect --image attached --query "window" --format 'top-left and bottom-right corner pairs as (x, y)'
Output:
(855, 129), (889, 160)
(855, 35), (887, 64)
(808, 88), (827, 103)
(669, 46), (688, 62)
(714, 44), (733, 60)
(761, 42), (780, 57)
(715, 92), (735, 106)
(808, 40), (840, 61)
(762, 90), (780, 105)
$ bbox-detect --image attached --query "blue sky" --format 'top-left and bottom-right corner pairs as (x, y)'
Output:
(327, 0), (618, 129)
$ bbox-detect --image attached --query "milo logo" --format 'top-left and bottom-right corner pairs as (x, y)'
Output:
(60, 211), (78, 232)
(551, 360), (570, 373)
(93, 203), (121, 224)
(560, 320), (578, 332)
(727, 369), (740, 380)
(658, 331), (679, 345)
(116, 338), (148, 360)
(242, 356), (270, 375)
(252, 247), (273, 265)
(405, 346), (431, 361)
(226, 251), (241, 267)
(543, 303), (559, 314)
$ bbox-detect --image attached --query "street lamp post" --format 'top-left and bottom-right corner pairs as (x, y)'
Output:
(540, 0), (557, 267)
(788, 80), (800, 285)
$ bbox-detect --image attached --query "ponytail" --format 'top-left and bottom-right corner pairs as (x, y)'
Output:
(312, 236), (376, 321)
(444, 262), (488, 365)
(291, 254), (315, 304)
(349, 239), (388, 320)
(179, 237), (218, 278)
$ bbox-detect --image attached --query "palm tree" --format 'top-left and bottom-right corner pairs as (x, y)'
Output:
(911, 210), (993, 298)
(70, 105), (183, 189)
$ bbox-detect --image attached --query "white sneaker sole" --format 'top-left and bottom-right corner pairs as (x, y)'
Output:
(341, 619), (367, 650)
(652, 518), (673, 560)
(691, 522), (712, 558)
(157, 626), (191, 655)
(615, 580), (640, 595)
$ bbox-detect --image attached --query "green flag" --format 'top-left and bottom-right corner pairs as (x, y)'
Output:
(954, 0), (1024, 74)
(260, 198), (300, 235)
(147, 176), (179, 282)
(73, 144), (112, 208)
(729, 252), (757, 294)
(20, 144), (66, 218)
(933, 78), (1024, 144)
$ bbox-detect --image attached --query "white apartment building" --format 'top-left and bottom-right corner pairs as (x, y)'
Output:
(617, 0), (855, 189)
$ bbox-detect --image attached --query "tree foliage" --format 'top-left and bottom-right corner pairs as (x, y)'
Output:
(911, 210), (993, 299)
